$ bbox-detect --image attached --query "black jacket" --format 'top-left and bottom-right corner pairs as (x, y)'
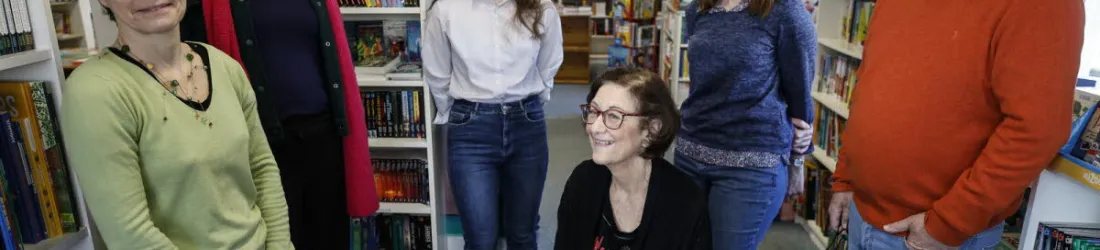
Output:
(555, 158), (712, 250)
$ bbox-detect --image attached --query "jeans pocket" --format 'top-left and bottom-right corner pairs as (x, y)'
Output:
(448, 109), (475, 126)
(959, 223), (1004, 250)
(523, 103), (545, 122)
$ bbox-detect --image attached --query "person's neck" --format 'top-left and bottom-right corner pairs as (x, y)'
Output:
(116, 29), (184, 68)
(721, 0), (743, 9)
(607, 156), (651, 195)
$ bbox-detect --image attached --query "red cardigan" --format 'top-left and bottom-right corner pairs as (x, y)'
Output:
(201, 0), (379, 217)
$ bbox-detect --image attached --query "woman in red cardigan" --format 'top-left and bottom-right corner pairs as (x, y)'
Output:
(179, 0), (378, 248)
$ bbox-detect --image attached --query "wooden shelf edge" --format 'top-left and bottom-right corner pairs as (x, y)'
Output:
(811, 146), (837, 172)
(377, 202), (432, 215)
(556, 78), (590, 84)
(369, 137), (429, 148)
(811, 92), (851, 119)
(339, 7), (421, 15)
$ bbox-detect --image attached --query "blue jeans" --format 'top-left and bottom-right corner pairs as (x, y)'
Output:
(446, 96), (549, 250)
(847, 201), (1004, 250)
(674, 151), (788, 250)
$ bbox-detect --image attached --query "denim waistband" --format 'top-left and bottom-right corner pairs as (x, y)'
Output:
(453, 95), (541, 113)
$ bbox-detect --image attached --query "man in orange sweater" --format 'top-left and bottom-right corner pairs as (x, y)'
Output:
(826, 0), (1085, 249)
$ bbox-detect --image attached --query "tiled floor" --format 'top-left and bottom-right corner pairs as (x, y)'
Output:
(443, 117), (817, 250)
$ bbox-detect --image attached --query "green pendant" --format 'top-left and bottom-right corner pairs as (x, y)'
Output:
(171, 90), (177, 95)
(185, 53), (194, 61)
(170, 80), (179, 87)
(120, 45), (130, 53)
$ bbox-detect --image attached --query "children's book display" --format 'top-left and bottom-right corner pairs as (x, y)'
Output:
(607, 0), (658, 71)
(1057, 101), (1100, 191)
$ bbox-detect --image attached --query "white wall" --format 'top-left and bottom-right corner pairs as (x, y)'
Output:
(89, 0), (117, 48)
(1082, 0), (1100, 77)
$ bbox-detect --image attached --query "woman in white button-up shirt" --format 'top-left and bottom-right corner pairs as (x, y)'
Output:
(422, 0), (563, 249)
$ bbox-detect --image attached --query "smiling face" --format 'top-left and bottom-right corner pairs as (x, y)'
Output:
(100, 0), (186, 35)
(585, 83), (653, 166)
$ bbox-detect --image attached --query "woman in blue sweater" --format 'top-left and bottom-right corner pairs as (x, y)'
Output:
(676, 0), (816, 249)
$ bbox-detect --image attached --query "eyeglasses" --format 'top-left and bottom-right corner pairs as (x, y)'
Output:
(579, 104), (643, 130)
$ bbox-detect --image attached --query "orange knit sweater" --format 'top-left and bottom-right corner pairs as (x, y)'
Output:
(832, 0), (1084, 246)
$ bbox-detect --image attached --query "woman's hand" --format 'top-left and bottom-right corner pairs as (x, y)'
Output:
(792, 118), (813, 154)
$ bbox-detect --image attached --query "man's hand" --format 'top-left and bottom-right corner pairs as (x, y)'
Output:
(792, 118), (813, 154)
(884, 213), (958, 250)
(827, 191), (853, 231)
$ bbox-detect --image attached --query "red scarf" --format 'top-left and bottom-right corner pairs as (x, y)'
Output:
(202, 0), (379, 217)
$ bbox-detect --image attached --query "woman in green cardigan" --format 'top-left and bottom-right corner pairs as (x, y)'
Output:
(59, 0), (292, 249)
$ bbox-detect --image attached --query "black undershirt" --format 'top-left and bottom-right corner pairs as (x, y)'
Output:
(596, 195), (641, 250)
(109, 42), (213, 111)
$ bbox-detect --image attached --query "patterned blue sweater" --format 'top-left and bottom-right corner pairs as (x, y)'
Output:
(676, 0), (816, 168)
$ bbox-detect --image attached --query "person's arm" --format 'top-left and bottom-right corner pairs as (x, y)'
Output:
(924, 0), (1084, 245)
(777, 3), (817, 155)
(536, 1), (564, 102)
(60, 73), (177, 249)
(228, 58), (294, 249)
(684, 3), (697, 39)
(423, 6), (454, 125)
(554, 163), (591, 250)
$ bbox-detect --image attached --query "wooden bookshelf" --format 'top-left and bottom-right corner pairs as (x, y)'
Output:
(557, 15), (592, 85)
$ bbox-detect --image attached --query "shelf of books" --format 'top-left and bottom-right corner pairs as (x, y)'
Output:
(657, 0), (688, 107)
(0, 0), (97, 249)
(48, 0), (96, 50)
(792, 159), (833, 250)
(341, 1), (446, 249)
(604, 0), (660, 73)
(1017, 87), (1100, 249)
(795, 0), (875, 248)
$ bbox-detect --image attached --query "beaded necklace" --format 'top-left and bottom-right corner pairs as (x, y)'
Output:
(115, 43), (214, 128)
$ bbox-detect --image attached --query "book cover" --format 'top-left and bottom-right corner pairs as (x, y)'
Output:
(406, 21), (422, 62)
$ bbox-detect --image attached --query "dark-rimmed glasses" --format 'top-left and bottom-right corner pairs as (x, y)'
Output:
(580, 104), (643, 130)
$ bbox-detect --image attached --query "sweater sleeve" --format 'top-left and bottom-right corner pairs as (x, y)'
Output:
(924, 0), (1083, 246)
(228, 57), (294, 249)
(684, 3), (697, 39)
(423, 6), (455, 125)
(536, 1), (564, 103)
(553, 162), (591, 250)
(60, 72), (178, 249)
(776, 2), (817, 154)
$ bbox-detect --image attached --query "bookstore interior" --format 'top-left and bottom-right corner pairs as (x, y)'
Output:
(0, 0), (1096, 249)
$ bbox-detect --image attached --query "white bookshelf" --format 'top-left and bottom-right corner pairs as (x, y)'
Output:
(341, 4), (449, 250)
(48, 0), (96, 50)
(657, 2), (688, 108)
(807, 0), (867, 173)
(0, 0), (97, 249)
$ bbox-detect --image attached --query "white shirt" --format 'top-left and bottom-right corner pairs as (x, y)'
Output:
(422, 0), (565, 124)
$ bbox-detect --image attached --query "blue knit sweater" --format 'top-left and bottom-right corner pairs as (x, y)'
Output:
(676, 0), (816, 168)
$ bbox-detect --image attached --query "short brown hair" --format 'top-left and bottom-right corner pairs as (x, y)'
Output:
(587, 67), (680, 159)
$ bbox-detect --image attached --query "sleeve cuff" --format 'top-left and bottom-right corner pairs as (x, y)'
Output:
(432, 109), (449, 125)
(831, 181), (853, 192)
(924, 209), (970, 246)
(539, 89), (552, 103)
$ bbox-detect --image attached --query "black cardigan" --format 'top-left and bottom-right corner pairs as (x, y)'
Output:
(554, 158), (712, 250)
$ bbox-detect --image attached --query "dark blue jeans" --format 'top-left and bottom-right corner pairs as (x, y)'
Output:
(446, 96), (549, 250)
(674, 151), (788, 250)
(847, 201), (1004, 250)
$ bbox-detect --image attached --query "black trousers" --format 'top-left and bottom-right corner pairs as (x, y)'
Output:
(271, 112), (348, 249)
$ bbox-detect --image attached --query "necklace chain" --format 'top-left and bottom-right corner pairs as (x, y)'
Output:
(115, 42), (213, 128)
